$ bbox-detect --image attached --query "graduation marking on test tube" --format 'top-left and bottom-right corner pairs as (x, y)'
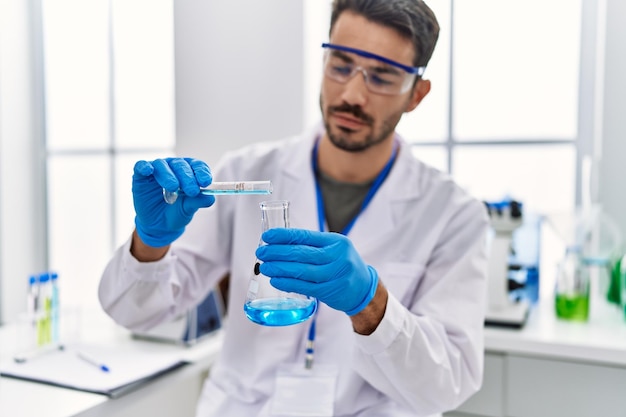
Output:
(163, 180), (272, 204)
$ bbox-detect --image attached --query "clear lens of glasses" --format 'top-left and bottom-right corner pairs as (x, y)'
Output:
(323, 49), (417, 95)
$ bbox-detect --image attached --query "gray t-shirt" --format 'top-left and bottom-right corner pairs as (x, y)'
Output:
(317, 170), (373, 233)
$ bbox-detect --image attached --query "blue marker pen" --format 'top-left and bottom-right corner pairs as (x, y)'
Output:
(76, 351), (110, 372)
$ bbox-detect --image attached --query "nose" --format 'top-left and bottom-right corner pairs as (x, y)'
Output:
(340, 68), (369, 105)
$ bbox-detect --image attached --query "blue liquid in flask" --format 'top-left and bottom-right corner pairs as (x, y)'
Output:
(244, 298), (317, 326)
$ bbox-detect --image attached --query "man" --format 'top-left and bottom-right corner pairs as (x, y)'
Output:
(99, 0), (489, 416)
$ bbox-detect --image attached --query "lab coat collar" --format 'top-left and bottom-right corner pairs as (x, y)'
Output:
(279, 123), (424, 243)
(350, 135), (425, 247)
(277, 124), (323, 231)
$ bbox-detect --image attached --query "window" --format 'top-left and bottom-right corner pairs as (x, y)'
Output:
(42, 0), (175, 310)
(305, 0), (585, 216)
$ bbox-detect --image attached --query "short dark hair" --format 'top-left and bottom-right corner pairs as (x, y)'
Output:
(329, 0), (440, 68)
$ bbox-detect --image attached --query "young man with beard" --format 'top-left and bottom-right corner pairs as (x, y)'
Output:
(99, 1), (489, 415)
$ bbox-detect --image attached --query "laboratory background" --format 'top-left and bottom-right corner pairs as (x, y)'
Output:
(1, 0), (626, 416)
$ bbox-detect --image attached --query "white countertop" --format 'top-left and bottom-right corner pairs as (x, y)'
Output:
(0, 309), (224, 417)
(484, 297), (626, 366)
(2, 300), (626, 417)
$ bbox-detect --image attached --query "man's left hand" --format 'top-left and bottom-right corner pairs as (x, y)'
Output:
(255, 228), (378, 316)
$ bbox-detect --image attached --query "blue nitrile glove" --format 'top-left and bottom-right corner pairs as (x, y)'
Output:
(132, 157), (216, 247)
(255, 228), (379, 316)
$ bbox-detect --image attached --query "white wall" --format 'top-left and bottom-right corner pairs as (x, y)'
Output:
(599, 0), (626, 241)
(0, 0), (47, 323)
(173, 0), (305, 166)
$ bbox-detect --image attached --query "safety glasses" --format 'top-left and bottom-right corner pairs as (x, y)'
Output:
(322, 43), (425, 96)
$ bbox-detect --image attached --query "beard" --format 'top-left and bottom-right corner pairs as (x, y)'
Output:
(320, 95), (405, 153)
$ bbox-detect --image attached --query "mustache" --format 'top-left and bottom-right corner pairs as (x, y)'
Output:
(328, 103), (373, 125)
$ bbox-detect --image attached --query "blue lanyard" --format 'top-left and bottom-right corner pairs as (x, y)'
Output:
(305, 136), (398, 369)
(312, 138), (398, 234)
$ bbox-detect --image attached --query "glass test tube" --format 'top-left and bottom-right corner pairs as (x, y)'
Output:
(163, 180), (272, 204)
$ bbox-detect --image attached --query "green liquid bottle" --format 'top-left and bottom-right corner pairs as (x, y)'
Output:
(555, 293), (589, 321)
(554, 246), (590, 322)
(621, 254), (626, 322)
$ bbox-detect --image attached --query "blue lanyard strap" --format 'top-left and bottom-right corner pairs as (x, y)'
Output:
(304, 318), (316, 369)
(305, 136), (398, 369)
(311, 137), (398, 235)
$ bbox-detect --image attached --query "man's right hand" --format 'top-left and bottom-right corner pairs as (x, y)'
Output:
(132, 157), (216, 248)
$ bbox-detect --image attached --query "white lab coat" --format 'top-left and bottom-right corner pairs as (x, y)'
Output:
(99, 124), (489, 417)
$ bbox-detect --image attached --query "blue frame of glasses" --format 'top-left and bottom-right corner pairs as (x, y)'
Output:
(321, 43), (425, 76)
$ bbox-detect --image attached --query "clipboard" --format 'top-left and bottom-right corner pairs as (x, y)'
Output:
(0, 344), (189, 398)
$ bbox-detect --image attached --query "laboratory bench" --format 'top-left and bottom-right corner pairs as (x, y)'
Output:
(0, 309), (224, 417)
(2, 301), (626, 417)
(447, 298), (626, 417)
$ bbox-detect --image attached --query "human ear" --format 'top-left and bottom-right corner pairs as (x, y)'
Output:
(405, 79), (431, 112)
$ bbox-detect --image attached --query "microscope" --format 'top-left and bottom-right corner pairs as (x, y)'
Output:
(484, 199), (530, 328)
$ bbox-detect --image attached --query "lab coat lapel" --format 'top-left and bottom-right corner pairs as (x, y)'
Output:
(348, 141), (422, 252)
(279, 129), (320, 232)
(276, 130), (423, 242)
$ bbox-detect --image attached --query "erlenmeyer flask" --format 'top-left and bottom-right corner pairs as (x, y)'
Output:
(244, 200), (317, 326)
